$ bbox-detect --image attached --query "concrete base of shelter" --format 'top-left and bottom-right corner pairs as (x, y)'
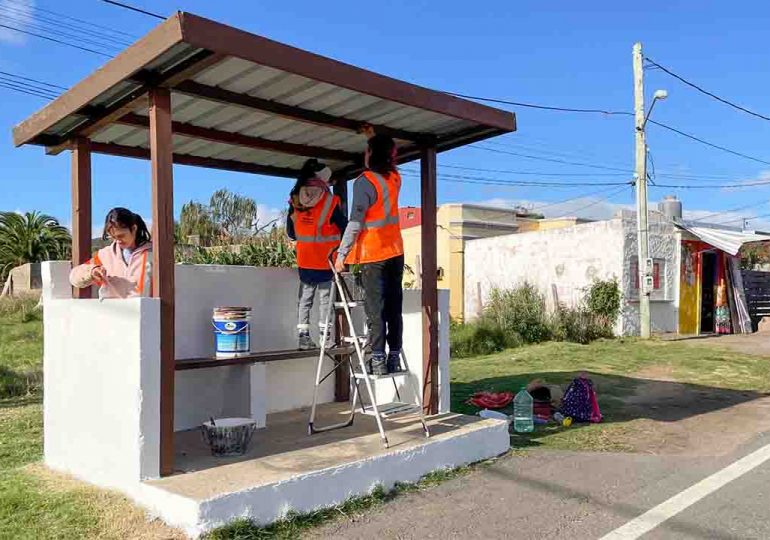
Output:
(133, 403), (509, 537)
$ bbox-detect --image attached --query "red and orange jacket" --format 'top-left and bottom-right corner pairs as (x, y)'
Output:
(69, 241), (153, 298)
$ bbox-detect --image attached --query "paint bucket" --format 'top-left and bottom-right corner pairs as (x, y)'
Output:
(212, 307), (251, 359)
(200, 417), (257, 456)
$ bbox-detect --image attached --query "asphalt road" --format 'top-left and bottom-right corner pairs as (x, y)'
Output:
(309, 430), (770, 539)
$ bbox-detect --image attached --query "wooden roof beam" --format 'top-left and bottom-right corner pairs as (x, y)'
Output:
(115, 113), (359, 164)
(89, 141), (300, 178)
(44, 50), (227, 155)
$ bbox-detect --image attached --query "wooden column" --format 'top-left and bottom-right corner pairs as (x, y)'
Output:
(71, 138), (91, 299)
(420, 147), (439, 415)
(332, 178), (350, 402)
(149, 87), (175, 476)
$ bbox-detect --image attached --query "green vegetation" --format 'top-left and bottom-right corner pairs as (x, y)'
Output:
(451, 339), (770, 451)
(0, 211), (70, 282)
(0, 296), (43, 399)
(451, 281), (621, 357)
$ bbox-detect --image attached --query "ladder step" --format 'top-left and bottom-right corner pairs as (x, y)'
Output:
(353, 371), (409, 380)
(334, 301), (360, 308)
(359, 402), (421, 418)
(342, 336), (367, 344)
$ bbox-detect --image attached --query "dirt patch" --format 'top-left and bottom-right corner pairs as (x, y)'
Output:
(618, 376), (770, 456)
(26, 464), (185, 540)
(686, 334), (770, 358)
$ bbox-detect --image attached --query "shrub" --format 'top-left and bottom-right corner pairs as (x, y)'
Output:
(482, 284), (551, 344)
(450, 319), (519, 358)
(550, 305), (612, 345)
(176, 231), (296, 268)
(585, 278), (621, 326)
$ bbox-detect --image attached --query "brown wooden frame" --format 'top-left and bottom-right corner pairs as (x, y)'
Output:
(12, 11), (516, 477)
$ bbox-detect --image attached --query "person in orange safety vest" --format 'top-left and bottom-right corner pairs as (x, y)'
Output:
(287, 159), (348, 350)
(335, 130), (404, 375)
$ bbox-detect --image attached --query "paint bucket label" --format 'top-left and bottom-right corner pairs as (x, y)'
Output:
(213, 318), (250, 356)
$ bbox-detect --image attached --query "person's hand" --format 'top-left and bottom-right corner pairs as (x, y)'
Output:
(91, 265), (107, 282)
(334, 255), (346, 273)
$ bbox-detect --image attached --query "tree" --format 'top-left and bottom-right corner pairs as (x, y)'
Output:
(209, 189), (261, 241)
(178, 201), (220, 246)
(0, 211), (71, 280)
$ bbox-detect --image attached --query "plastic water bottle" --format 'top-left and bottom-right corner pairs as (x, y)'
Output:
(513, 387), (534, 433)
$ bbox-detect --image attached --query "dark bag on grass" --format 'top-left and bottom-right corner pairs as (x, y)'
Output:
(560, 376), (602, 423)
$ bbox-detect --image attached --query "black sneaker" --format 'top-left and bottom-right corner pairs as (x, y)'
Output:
(386, 351), (403, 373)
(370, 353), (387, 376)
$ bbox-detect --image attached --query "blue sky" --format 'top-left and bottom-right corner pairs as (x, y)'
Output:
(2, 0), (770, 233)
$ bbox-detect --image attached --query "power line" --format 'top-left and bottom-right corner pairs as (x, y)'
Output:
(647, 119), (770, 166)
(0, 14), (125, 52)
(469, 144), (633, 173)
(446, 91), (631, 116)
(0, 2), (133, 47)
(99, 0), (165, 20)
(0, 70), (68, 91)
(652, 179), (770, 189)
(0, 81), (56, 99)
(531, 185), (629, 212)
(6, 0), (137, 39)
(691, 201), (769, 223)
(0, 22), (113, 57)
(644, 57), (770, 122)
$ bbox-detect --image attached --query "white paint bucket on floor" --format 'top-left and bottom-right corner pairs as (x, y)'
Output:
(212, 307), (251, 359)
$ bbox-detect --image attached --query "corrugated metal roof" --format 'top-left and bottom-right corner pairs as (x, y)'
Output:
(14, 13), (515, 179)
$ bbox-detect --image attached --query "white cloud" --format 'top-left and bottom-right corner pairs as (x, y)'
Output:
(721, 170), (770, 192)
(481, 196), (633, 221)
(0, 0), (35, 45)
(257, 204), (283, 231)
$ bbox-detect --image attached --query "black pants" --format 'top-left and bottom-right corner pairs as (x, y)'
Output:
(361, 254), (404, 355)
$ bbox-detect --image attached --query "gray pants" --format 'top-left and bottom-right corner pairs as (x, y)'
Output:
(297, 280), (332, 332)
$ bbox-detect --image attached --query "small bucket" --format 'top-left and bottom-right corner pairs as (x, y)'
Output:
(213, 306), (251, 359)
(200, 418), (257, 456)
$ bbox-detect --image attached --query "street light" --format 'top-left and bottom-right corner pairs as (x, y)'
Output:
(643, 89), (668, 129)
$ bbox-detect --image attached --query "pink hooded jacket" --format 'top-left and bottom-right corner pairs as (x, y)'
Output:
(69, 242), (153, 299)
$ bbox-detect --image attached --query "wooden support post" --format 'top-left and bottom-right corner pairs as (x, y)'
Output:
(70, 138), (91, 299)
(420, 147), (439, 415)
(149, 87), (175, 476)
(332, 179), (350, 402)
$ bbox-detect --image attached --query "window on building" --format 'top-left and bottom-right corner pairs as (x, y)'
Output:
(407, 211), (415, 220)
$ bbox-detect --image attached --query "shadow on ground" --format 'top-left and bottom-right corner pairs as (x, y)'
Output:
(452, 371), (770, 450)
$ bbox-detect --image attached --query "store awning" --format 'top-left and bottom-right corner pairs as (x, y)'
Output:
(675, 221), (770, 256)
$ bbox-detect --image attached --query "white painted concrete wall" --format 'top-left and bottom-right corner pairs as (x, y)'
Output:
(42, 282), (160, 488)
(465, 220), (626, 327)
(41, 262), (453, 491)
(173, 265), (335, 430)
(464, 217), (680, 336)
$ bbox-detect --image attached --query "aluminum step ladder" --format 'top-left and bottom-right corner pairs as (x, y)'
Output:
(308, 262), (429, 448)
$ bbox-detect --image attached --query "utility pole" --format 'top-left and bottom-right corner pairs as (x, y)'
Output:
(633, 42), (651, 339)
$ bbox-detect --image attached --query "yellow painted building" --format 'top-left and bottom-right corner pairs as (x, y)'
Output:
(400, 203), (588, 320)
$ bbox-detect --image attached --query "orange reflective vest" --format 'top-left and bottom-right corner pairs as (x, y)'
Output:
(345, 170), (404, 265)
(292, 191), (342, 270)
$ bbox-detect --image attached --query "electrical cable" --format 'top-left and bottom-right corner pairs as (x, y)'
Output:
(644, 57), (770, 122)
(99, 0), (165, 20)
(0, 22), (113, 57)
(6, 0), (137, 39)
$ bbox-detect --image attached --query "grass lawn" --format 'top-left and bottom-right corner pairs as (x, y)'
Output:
(2, 295), (770, 538)
(451, 338), (770, 452)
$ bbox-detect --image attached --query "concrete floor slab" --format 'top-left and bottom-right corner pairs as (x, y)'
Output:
(137, 403), (509, 536)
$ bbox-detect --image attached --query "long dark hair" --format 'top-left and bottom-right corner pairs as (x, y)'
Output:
(290, 159), (328, 198)
(102, 207), (151, 247)
(367, 134), (397, 174)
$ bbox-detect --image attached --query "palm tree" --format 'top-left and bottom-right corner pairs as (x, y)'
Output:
(0, 211), (71, 279)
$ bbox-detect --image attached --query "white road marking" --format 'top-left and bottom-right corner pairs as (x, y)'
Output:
(600, 442), (770, 540)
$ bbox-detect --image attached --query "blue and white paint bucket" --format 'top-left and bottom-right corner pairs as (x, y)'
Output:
(213, 307), (251, 359)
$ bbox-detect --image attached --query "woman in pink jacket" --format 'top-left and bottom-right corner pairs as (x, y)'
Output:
(70, 208), (153, 299)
